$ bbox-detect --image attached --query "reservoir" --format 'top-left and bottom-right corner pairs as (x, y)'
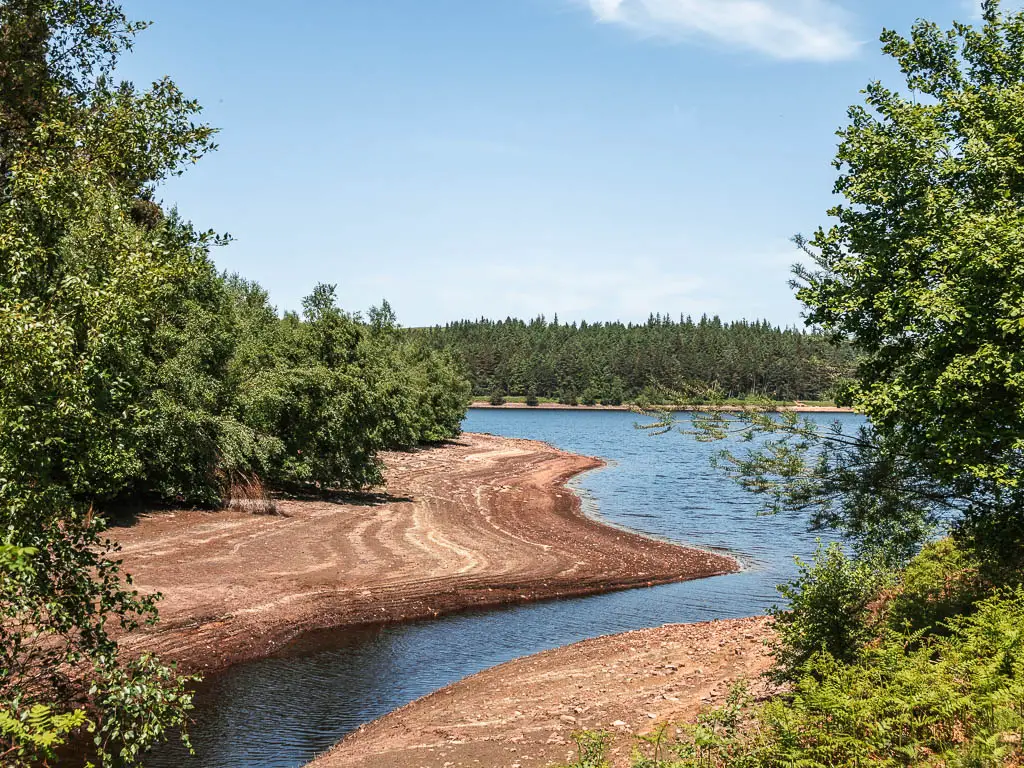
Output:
(148, 409), (859, 768)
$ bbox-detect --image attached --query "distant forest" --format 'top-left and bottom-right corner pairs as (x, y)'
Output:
(415, 314), (858, 404)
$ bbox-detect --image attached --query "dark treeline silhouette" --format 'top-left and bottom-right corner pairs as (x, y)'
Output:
(415, 314), (857, 404)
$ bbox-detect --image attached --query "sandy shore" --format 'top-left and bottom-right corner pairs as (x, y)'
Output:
(470, 402), (852, 413)
(114, 433), (737, 673)
(308, 616), (774, 768)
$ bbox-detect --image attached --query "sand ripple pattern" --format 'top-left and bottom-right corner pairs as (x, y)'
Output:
(115, 434), (736, 671)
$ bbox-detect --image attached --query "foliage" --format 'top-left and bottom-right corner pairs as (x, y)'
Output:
(713, 589), (1024, 767)
(558, 389), (579, 407)
(0, 547), (90, 767)
(557, 730), (613, 768)
(416, 314), (856, 404)
(768, 542), (891, 683)
(574, 589), (1024, 768)
(0, 704), (90, 768)
(653, 407), (938, 565)
(0, 1), (208, 762)
(786, 0), (1024, 565)
(0, 1), (470, 765)
(885, 538), (988, 636)
(664, 0), (1024, 573)
(621, 9), (1024, 766)
(89, 654), (195, 766)
(637, 684), (752, 768)
(489, 391), (506, 406)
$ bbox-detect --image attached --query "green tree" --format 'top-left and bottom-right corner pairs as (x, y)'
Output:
(791, 0), (1024, 564)
(614, 7), (1024, 766)
(2, 2), (471, 760)
(684, 1), (1024, 571)
(415, 315), (854, 404)
(0, 2), (208, 763)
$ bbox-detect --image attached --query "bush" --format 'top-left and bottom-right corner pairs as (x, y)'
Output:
(581, 589), (1024, 768)
(557, 390), (579, 406)
(557, 730), (612, 768)
(489, 391), (506, 406)
(885, 538), (986, 636)
(525, 392), (540, 407)
(768, 542), (890, 682)
(682, 588), (1024, 767)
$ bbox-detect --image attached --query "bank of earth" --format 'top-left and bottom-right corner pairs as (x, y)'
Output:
(115, 433), (738, 674)
(309, 615), (773, 768)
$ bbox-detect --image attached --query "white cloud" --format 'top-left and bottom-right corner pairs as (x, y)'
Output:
(579, 0), (861, 61)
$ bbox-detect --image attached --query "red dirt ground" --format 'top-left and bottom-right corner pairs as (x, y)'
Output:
(308, 616), (774, 768)
(114, 433), (737, 674)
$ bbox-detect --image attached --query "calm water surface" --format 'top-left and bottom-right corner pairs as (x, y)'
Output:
(150, 409), (860, 768)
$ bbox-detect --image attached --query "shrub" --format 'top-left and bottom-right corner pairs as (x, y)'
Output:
(768, 542), (890, 682)
(676, 588), (1024, 767)
(489, 391), (506, 406)
(558, 730), (612, 768)
(591, 590), (1024, 768)
(885, 538), (986, 636)
(525, 392), (540, 407)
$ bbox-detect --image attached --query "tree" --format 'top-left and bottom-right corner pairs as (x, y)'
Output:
(677, 1), (1024, 571)
(0, 2), (208, 763)
(0, 3), (471, 762)
(614, 6), (1024, 765)
(788, 0), (1024, 563)
(414, 315), (855, 404)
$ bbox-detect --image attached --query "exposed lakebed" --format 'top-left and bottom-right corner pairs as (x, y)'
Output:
(148, 409), (858, 768)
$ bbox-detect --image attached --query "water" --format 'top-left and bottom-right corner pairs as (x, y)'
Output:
(149, 409), (861, 768)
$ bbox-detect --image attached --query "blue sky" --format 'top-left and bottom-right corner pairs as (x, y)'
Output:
(119, 0), (991, 327)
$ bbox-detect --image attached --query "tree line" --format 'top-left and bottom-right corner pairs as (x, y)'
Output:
(0, 3), (467, 764)
(415, 314), (858, 404)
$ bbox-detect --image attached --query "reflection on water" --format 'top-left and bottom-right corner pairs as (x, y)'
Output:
(148, 409), (860, 768)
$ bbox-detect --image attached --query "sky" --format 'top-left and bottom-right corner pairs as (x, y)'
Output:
(117, 0), (993, 327)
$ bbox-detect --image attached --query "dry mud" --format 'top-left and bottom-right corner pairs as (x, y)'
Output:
(115, 433), (737, 673)
(309, 616), (774, 768)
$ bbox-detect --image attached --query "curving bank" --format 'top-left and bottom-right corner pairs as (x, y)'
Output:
(308, 616), (774, 768)
(115, 433), (738, 673)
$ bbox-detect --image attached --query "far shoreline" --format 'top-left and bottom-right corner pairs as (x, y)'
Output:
(469, 401), (854, 413)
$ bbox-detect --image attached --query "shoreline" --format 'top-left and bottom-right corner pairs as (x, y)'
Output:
(469, 402), (853, 413)
(115, 433), (738, 674)
(308, 616), (775, 768)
